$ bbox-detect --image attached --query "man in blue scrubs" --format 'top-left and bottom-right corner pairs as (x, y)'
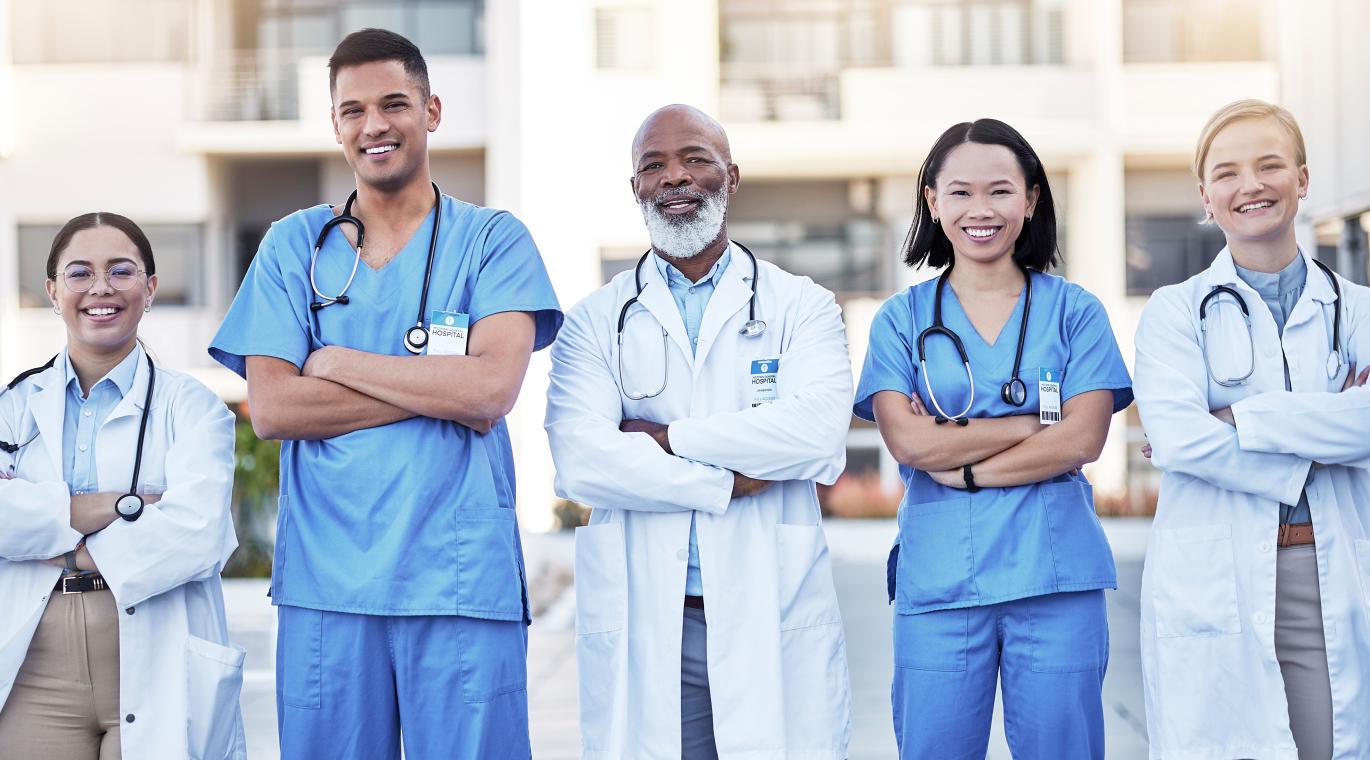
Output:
(210, 29), (561, 760)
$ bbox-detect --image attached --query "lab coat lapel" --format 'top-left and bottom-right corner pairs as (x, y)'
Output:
(28, 370), (67, 478)
(1285, 250), (1337, 332)
(635, 263), (694, 364)
(104, 347), (151, 428)
(693, 252), (753, 376)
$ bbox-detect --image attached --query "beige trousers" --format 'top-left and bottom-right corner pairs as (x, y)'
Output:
(0, 585), (122, 760)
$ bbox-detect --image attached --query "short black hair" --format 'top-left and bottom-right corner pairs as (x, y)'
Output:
(328, 28), (430, 100)
(902, 119), (1059, 272)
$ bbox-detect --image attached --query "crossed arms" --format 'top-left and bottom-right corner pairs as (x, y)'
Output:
(245, 311), (536, 440)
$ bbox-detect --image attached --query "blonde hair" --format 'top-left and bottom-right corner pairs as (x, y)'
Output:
(1193, 99), (1307, 180)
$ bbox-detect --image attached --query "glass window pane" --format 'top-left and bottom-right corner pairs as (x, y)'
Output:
(414, 2), (478, 55)
(18, 223), (202, 307)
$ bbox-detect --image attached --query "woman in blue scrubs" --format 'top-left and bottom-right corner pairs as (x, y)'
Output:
(855, 119), (1133, 759)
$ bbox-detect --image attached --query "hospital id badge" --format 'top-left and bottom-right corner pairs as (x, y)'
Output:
(427, 310), (469, 356)
(1038, 368), (1061, 425)
(749, 358), (779, 407)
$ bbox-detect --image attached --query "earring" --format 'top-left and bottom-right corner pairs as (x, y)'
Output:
(145, 302), (152, 312)
(1299, 192), (1307, 200)
(1026, 214), (1033, 221)
(931, 216), (939, 224)
(52, 305), (61, 315)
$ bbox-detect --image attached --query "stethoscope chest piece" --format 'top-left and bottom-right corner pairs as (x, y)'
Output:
(115, 493), (144, 522)
(739, 319), (766, 338)
(404, 324), (429, 355)
(1002, 377), (1028, 406)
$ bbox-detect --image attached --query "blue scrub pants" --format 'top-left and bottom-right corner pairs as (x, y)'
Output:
(892, 590), (1108, 760)
(275, 605), (530, 760)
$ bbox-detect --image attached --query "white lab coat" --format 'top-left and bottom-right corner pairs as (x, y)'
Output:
(545, 246), (853, 760)
(1135, 249), (1370, 760)
(0, 348), (246, 760)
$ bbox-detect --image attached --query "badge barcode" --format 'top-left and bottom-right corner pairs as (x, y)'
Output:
(1041, 410), (1061, 422)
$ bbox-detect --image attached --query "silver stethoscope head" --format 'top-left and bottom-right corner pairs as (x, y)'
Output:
(739, 319), (766, 338)
(404, 323), (429, 355)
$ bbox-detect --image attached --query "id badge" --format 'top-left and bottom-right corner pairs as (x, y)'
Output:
(428, 310), (470, 356)
(749, 358), (780, 407)
(1038, 368), (1061, 425)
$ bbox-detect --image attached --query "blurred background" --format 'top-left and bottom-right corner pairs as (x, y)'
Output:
(3, 0), (1370, 546)
(2, 2), (1369, 755)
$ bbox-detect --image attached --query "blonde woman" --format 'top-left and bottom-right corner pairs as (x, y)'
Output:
(1135, 100), (1370, 758)
(0, 213), (244, 759)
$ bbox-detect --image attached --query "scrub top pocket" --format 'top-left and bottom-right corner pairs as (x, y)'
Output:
(1041, 481), (1116, 587)
(453, 507), (524, 620)
(896, 497), (976, 612)
(1151, 524), (1242, 637)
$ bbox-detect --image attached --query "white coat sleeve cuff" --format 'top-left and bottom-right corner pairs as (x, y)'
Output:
(1232, 404), (1314, 506)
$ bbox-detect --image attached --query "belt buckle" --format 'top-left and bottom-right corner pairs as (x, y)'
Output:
(61, 575), (81, 595)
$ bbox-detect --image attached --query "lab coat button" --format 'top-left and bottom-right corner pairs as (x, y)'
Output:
(125, 606), (135, 615)
(78, 444), (87, 452)
(676, 549), (688, 561)
(1254, 612), (1267, 625)
(125, 714), (135, 723)
(1260, 542), (1272, 553)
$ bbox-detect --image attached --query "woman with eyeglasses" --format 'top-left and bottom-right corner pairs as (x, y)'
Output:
(0, 213), (246, 759)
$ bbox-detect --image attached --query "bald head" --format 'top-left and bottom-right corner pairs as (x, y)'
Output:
(631, 104), (732, 167)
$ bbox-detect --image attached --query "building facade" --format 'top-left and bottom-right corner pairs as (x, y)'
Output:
(1, 0), (1284, 527)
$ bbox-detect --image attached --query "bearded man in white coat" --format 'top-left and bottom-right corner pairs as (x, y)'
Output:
(545, 105), (854, 759)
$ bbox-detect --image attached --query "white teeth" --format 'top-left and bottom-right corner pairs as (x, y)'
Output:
(966, 227), (997, 238)
(365, 145), (397, 155)
(85, 307), (116, 316)
(1239, 201), (1273, 213)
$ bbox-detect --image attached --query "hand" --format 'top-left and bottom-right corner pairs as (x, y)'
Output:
(301, 346), (345, 380)
(909, 395), (929, 416)
(42, 543), (97, 572)
(619, 419), (672, 454)
(1141, 431), (1152, 460)
(928, 468), (966, 489)
(1342, 363), (1370, 391)
(730, 471), (772, 498)
(1211, 407), (1235, 426)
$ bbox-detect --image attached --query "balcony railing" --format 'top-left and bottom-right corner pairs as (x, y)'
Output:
(202, 50), (322, 122)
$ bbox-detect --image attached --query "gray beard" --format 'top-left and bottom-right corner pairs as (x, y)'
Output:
(639, 187), (728, 260)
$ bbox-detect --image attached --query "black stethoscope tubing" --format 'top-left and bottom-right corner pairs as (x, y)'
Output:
(1198, 258), (1343, 385)
(616, 243), (765, 400)
(310, 182), (443, 355)
(917, 267), (1033, 425)
(1, 352), (156, 522)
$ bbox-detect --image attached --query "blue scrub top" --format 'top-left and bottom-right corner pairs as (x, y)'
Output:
(210, 196), (562, 619)
(855, 271), (1133, 614)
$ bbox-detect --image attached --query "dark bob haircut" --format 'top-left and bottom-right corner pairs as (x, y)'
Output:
(46, 212), (155, 280)
(328, 28), (430, 100)
(902, 119), (1059, 272)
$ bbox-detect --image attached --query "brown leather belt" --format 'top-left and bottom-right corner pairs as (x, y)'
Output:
(55, 573), (108, 594)
(1277, 522), (1315, 548)
(684, 595), (705, 610)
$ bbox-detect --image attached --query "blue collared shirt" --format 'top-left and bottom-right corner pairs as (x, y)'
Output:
(654, 247), (732, 597)
(63, 345), (142, 495)
(1234, 254), (1312, 524)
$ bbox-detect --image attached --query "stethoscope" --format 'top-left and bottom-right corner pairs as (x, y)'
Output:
(309, 182), (443, 355)
(917, 267), (1033, 425)
(1199, 258), (1343, 387)
(617, 243), (766, 400)
(0, 352), (156, 522)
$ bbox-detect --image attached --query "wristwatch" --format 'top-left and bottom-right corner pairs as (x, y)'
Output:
(962, 464), (981, 493)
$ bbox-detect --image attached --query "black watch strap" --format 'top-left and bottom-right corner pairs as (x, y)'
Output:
(963, 464), (981, 493)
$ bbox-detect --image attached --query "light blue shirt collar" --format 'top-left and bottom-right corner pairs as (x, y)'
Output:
(652, 246), (732, 288)
(63, 343), (142, 401)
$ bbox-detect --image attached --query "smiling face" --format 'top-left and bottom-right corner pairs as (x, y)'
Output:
(630, 106), (740, 259)
(1199, 117), (1308, 246)
(924, 142), (1040, 268)
(45, 225), (156, 358)
(331, 59), (441, 193)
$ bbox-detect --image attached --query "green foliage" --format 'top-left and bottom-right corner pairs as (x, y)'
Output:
(224, 405), (279, 577)
(553, 499), (590, 531)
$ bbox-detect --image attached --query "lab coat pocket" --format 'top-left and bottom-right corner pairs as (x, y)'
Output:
(575, 522), (627, 635)
(1151, 524), (1242, 637)
(896, 497), (975, 612)
(184, 635), (245, 760)
(1042, 482), (1117, 587)
(453, 507), (523, 618)
(775, 523), (842, 630)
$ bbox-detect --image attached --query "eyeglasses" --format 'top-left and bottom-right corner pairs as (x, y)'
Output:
(57, 263), (146, 293)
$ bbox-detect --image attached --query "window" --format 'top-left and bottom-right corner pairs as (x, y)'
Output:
(889, 0), (1064, 67)
(1122, 0), (1268, 63)
(595, 6), (655, 70)
(18, 223), (204, 308)
(1124, 215), (1227, 296)
(12, 0), (190, 64)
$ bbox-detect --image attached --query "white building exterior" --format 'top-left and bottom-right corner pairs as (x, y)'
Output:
(1, 0), (1284, 528)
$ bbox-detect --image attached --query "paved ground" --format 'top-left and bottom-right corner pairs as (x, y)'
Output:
(227, 517), (1153, 759)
